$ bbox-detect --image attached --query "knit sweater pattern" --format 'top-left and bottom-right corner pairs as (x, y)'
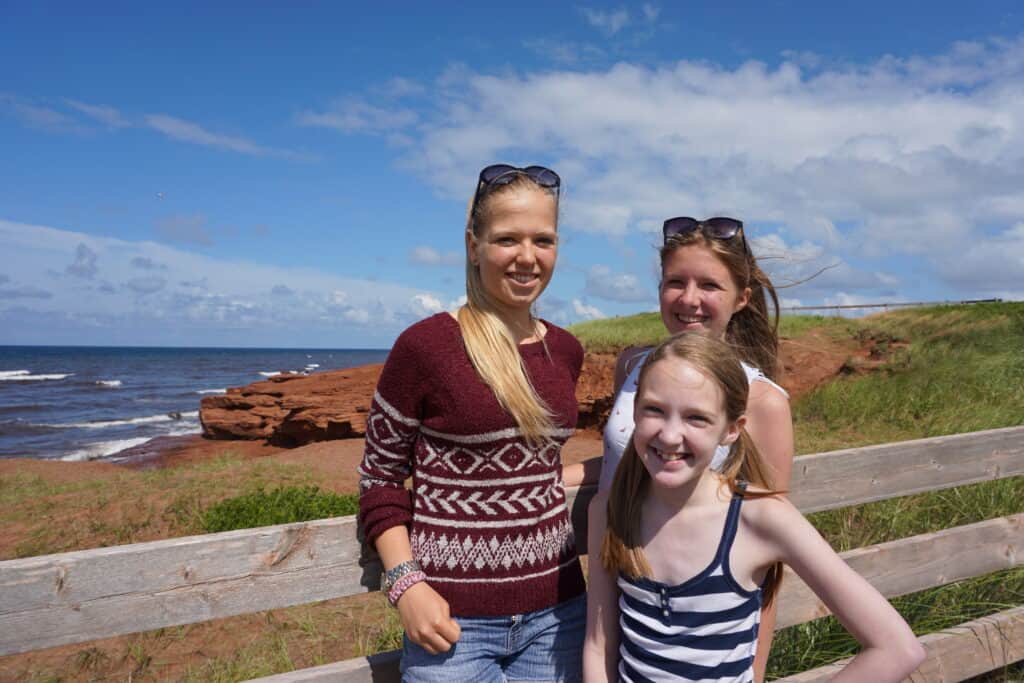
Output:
(358, 313), (586, 617)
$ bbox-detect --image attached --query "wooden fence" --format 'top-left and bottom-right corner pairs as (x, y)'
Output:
(1, 426), (1022, 681)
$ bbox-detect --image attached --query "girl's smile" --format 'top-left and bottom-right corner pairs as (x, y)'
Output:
(659, 244), (751, 339)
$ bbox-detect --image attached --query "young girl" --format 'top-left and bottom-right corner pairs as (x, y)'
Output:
(359, 164), (587, 682)
(582, 334), (925, 682)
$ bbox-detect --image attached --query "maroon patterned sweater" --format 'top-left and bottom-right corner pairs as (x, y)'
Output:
(358, 313), (586, 617)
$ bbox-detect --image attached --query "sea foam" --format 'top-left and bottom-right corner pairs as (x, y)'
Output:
(62, 437), (152, 461)
(0, 371), (73, 381)
(48, 411), (200, 430)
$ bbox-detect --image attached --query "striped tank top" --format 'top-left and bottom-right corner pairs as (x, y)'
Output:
(617, 489), (761, 682)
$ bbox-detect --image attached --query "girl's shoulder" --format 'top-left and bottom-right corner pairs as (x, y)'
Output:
(613, 345), (652, 393)
(400, 312), (460, 344)
(541, 318), (583, 352)
(741, 361), (790, 400)
(737, 489), (812, 555)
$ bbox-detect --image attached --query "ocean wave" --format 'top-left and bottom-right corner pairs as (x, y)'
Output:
(46, 411), (200, 430)
(95, 380), (122, 388)
(0, 372), (74, 382)
(62, 437), (152, 462)
(196, 388), (227, 394)
(165, 424), (203, 437)
(0, 370), (30, 378)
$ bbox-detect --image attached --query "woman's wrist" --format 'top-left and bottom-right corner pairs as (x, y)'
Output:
(387, 570), (427, 606)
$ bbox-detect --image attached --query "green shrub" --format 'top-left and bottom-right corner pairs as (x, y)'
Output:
(201, 486), (358, 533)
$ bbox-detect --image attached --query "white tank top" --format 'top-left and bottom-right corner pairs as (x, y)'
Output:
(598, 349), (788, 492)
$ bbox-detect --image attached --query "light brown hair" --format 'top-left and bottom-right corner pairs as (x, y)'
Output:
(457, 174), (559, 445)
(660, 231), (781, 380)
(600, 333), (785, 606)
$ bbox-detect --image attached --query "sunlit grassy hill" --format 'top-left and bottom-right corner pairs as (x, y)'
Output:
(570, 302), (1024, 453)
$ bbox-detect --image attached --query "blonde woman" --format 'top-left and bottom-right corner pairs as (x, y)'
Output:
(359, 164), (586, 682)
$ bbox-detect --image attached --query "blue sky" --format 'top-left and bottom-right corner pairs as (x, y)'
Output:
(1, 2), (1022, 348)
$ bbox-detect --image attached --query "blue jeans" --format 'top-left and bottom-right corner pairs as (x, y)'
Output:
(400, 593), (586, 682)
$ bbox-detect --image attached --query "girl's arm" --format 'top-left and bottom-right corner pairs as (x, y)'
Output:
(759, 499), (926, 681)
(744, 381), (794, 681)
(563, 345), (647, 488)
(745, 380), (793, 491)
(358, 328), (460, 654)
(583, 492), (620, 683)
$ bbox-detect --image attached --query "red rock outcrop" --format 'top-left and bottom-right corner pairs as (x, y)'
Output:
(200, 365), (383, 446)
(201, 353), (618, 447)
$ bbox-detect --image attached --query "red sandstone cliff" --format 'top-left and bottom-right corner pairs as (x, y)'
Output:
(200, 353), (617, 447)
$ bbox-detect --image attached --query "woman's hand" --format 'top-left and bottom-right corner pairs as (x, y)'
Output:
(396, 581), (461, 654)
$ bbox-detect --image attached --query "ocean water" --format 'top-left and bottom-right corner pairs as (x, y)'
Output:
(0, 346), (389, 463)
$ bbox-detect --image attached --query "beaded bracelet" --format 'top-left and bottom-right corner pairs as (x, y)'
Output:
(387, 570), (427, 607)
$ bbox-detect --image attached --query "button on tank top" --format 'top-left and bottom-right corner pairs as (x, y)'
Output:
(616, 489), (761, 682)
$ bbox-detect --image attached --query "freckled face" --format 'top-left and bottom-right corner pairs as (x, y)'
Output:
(633, 358), (740, 489)
(659, 244), (750, 339)
(468, 187), (558, 314)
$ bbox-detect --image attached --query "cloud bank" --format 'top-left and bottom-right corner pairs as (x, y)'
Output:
(0, 219), (449, 347)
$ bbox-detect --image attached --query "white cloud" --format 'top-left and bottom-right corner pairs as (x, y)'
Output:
(581, 7), (630, 35)
(131, 256), (166, 270)
(0, 284), (52, 299)
(0, 219), (446, 346)
(125, 276), (167, 295)
(572, 299), (606, 320)
(144, 114), (308, 159)
(585, 264), (651, 302)
(641, 4), (660, 22)
(66, 243), (99, 279)
(0, 93), (82, 132)
(412, 293), (444, 314)
(64, 99), (131, 128)
(332, 36), (1024, 300)
(410, 245), (462, 266)
(296, 97), (418, 134)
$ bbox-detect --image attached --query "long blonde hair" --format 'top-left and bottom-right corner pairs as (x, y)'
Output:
(458, 173), (559, 445)
(600, 333), (785, 606)
(661, 231), (781, 380)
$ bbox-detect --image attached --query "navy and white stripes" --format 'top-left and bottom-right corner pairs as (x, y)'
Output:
(617, 493), (761, 682)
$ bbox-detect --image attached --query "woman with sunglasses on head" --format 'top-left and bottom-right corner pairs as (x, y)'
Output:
(564, 217), (793, 681)
(359, 164), (587, 682)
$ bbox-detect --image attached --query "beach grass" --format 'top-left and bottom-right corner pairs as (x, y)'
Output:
(0, 454), (321, 559)
(792, 302), (1024, 453)
(567, 310), (858, 354)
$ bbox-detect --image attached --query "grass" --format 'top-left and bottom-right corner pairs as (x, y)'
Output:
(0, 454), (322, 559)
(201, 485), (358, 533)
(793, 302), (1024, 453)
(568, 310), (856, 354)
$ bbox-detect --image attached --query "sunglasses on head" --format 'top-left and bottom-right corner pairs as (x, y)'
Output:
(662, 216), (749, 253)
(476, 164), (561, 195)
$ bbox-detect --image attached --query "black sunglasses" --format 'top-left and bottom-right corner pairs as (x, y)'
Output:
(662, 216), (749, 254)
(476, 164), (561, 195)
(470, 164), (559, 215)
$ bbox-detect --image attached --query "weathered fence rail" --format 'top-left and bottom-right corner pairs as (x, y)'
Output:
(1, 426), (1023, 681)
